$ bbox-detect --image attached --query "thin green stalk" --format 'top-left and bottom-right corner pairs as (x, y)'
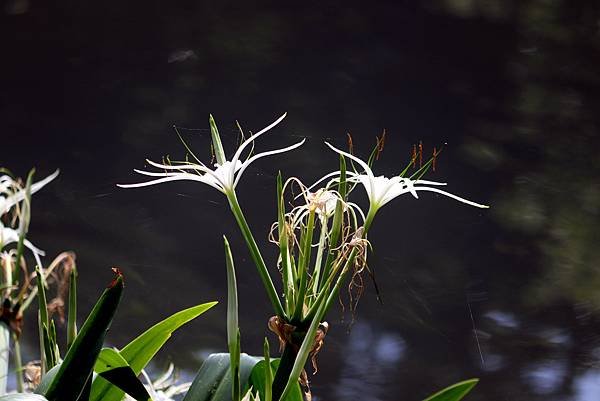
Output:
(302, 248), (355, 324)
(277, 173), (294, 316)
(364, 207), (377, 233)
(263, 338), (272, 401)
(12, 333), (23, 392)
(310, 216), (329, 299)
(317, 200), (344, 293)
(321, 248), (358, 318)
(224, 236), (241, 401)
(227, 192), (285, 318)
(36, 266), (49, 373)
(37, 312), (45, 376)
(316, 156), (346, 293)
(0, 321), (9, 395)
(67, 266), (78, 350)
(14, 169), (35, 285)
(292, 209), (316, 321)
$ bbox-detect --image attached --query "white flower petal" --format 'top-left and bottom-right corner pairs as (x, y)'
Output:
(414, 186), (490, 208)
(233, 138), (305, 189)
(414, 179), (447, 186)
(230, 113), (288, 168)
(0, 169), (59, 215)
(117, 174), (225, 193)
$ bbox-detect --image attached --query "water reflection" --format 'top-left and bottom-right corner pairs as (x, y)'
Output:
(522, 361), (568, 395)
(335, 322), (406, 401)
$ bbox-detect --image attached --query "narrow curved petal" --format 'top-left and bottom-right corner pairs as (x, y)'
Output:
(324, 142), (376, 200)
(133, 169), (180, 177)
(0, 226), (46, 256)
(324, 142), (374, 180)
(134, 165), (225, 185)
(117, 174), (225, 193)
(347, 201), (367, 224)
(232, 138), (306, 189)
(230, 113), (288, 167)
(0, 169), (60, 215)
(303, 171), (343, 195)
(414, 179), (447, 186)
(414, 187), (489, 208)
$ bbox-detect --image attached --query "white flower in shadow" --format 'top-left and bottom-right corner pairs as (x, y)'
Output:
(0, 169), (59, 215)
(118, 113), (305, 195)
(0, 169), (59, 267)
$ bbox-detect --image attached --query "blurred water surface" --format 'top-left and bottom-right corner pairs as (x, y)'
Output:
(2, 1), (600, 400)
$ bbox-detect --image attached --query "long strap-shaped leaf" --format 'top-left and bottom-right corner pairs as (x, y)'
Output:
(94, 348), (151, 401)
(38, 270), (124, 401)
(422, 379), (479, 401)
(90, 301), (218, 401)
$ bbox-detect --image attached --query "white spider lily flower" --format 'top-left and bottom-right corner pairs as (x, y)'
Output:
(0, 169), (60, 215)
(307, 189), (338, 217)
(321, 142), (489, 216)
(118, 113), (305, 195)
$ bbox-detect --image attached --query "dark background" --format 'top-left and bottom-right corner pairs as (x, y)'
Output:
(2, 1), (600, 400)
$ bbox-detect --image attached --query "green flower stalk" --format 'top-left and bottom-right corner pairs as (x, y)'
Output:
(119, 113), (305, 318)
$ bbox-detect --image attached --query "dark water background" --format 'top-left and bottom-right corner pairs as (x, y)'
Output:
(2, 1), (600, 400)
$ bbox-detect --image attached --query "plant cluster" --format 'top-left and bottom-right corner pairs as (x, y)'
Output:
(0, 112), (486, 401)
(119, 113), (487, 401)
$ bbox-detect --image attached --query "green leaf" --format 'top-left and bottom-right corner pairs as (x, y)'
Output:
(94, 348), (151, 401)
(183, 353), (262, 401)
(224, 236), (240, 401)
(67, 265), (78, 351)
(35, 266), (50, 373)
(248, 359), (301, 401)
(262, 340), (272, 401)
(423, 379), (479, 401)
(14, 169), (34, 281)
(38, 270), (124, 401)
(0, 394), (49, 401)
(209, 114), (226, 165)
(90, 301), (217, 401)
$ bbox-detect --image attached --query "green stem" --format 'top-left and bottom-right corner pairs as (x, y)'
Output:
(317, 200), (344, 293)
(0, 321), (9, 395)
(14, 169), (35, 286)
(363, 206), (377, 234)
(277, 173), (294, 316)
(13, 333), (23, 392)
(310, 216), (329, 299)
(292, 208), (315, 321)
(12, 333), (25, 393)
(271, 341), (299, 401)
(227, 192), (286, 318)
(321, 248), (359, 318)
